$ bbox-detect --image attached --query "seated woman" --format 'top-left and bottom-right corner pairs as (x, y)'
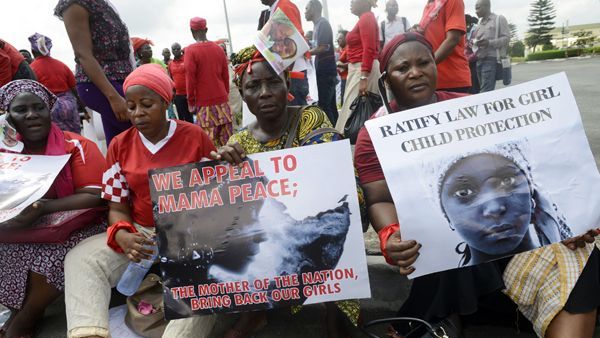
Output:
(0, 80), (106, 338)
(212, 46), (365, 338)
(355, 32), (600, 338)
(63, 64), (217, 338)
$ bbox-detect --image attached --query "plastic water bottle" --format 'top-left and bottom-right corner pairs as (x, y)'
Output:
(117, 244), (158, 296)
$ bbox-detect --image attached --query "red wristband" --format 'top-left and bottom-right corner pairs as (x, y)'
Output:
(107, 220), (138, 253)
(378, 223), (400, 266)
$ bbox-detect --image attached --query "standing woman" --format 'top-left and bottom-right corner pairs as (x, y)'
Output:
(0, 80), (106, 338)
(335, 0), (381, 133)
(54, 0), (134, 145)
(28, 33), (85, 134)
(0, 39), (37, 87)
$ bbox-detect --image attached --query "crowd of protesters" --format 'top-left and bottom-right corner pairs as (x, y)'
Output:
(0, 0), (599, 338)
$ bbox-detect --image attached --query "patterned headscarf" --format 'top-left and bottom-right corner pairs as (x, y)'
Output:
(0, 80), (57, 113)
(231, 46), (267, 88)
(28, 33), (53, 56)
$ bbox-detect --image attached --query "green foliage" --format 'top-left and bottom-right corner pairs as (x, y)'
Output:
(525, 0), (556, 51)
(573, 31), (596, 47)
(526, 50), (565, 61)
(585, 46), (600, 54)
(565, 48), (585, 57)
(510, 40), (526, 57)
(542, 43), (555, 51)
(508, 23), (518, 42)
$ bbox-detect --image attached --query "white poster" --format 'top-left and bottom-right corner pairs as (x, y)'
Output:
(366, 73), (600, 278)
(254, 8), (310, 74)
(149, 140), (370, 318)
(0, 153), (71, 223)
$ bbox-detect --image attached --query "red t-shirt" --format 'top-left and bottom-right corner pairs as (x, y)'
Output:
(30, 56), (77, 95)
(338, 48), (348, 80)
(168, 57), (187, 96)
(346, 11), (379, 73)
(184, 41), (229, 109)
(419, 0), (471, 89)
(0, 40), (25, 87)
(101, 120), (216, 227)
(355, 91), (467, 185)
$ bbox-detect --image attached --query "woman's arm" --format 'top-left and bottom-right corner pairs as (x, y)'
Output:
(363, 180), (421, 275)
(434, 29), (463, 64)
(61, 4), (128, 121)
(109, 201), (154, 262)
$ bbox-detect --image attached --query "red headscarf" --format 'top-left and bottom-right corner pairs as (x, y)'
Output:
(123, 64), (175, 103)
(379, 32), (434, 74)
(131, 37), (153, 54)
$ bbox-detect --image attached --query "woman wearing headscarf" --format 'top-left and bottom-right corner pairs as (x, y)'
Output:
(0, 80), (106, 338)
(335, 0), (381, 133)
(29, 33), (85, 134)
(130, 37), (167, 69)
(0, 39), (37, 87)
(54, 0), (135, 145)
(212, 45), (366, 338)
(355, 32), (600, 338)
(63, 64), (217, 338)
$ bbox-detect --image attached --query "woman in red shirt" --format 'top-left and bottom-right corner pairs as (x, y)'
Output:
(0, 80), (106, 338)
(335, 0), (381, 132)
(63, 64), (217, 338)
(29, 33), (84, 134)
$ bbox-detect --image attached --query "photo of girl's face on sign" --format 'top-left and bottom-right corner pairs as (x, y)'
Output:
(437, 145), (574, 267)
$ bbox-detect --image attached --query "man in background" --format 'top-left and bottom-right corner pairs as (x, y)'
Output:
(473, 0), (509, 92)
(380, 0), (410, 49)
(168, 42), (193, 123)
(306, 0), (338, 125)
(162, 47), (171, 65)
(336, 30), (349, 107)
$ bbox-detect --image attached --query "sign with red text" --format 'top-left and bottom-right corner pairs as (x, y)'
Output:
(365, 73), (600, 278)
(0, 153), (70, 223)
(148, 140), (370, 319)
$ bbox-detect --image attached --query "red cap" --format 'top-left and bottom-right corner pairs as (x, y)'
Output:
(190, 17), (207, 31)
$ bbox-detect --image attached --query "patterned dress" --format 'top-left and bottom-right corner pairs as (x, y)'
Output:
(228, 105), (364, 325)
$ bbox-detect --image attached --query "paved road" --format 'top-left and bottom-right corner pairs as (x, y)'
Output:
(500, 56), (600, 167)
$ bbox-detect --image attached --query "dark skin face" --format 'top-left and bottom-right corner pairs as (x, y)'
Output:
(305, 2), (317, 21)
(125, 85), (170, 144)
(8, 92), (52, 151)
(351, 0), (371, 16)
(337, 32), (347, 48)
(386, 41), (437, 110)
(171, 43), (182, 58)
(241, 61), (290, 138)
(386, 0), (399, 18)
(162, 48), (171, 60)
(137, 44), (153, 62)
(475, 0), (491, 19)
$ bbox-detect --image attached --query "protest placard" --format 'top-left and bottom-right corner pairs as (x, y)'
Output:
(365, 72), (600, 278)
(149, 140), (370, 319)
(0, 153), (71, 223)
(254, 8), (309, 74)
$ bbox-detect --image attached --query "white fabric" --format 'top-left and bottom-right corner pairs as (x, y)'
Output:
(379, 16), (410, 44)
(138, 120), (176, 155)
(335, 61), (381, 132)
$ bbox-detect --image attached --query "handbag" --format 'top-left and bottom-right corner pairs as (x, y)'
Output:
(0, 207), (107, 244)
(125, 273), (168, 338)
(344, 92), (383, 144)
(494, 15), (511, 85)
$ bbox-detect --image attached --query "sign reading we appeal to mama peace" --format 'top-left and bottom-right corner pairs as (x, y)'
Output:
(366, 73), (600, 278)
(148, 140), (370, 319)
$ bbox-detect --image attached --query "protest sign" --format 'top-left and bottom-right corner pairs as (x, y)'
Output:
(365, 72), (600, 278)
(0, 153), (71, 223)
(0, 115), (23, 153)
(254, 8), (309, 74)
(149, 140), (370, 319)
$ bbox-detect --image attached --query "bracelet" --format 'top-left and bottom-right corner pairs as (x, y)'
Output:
(107, 220), (138, 253)
(378, 223), (400, 265)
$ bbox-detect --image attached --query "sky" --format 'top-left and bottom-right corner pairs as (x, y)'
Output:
(3, 0), (600, 69)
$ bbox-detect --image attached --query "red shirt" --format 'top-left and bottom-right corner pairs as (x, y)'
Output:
(338, 48), (348, 80)
(0, 40), (25, 87)
(346, 12), (379, 73)
(275, 0), (304, 36)
(419, 0), (471, 89)
(30, 56), (76, 95)
(184, 41), (229, 109)
(355, 92), (467, 184)
(102, 120), (216, 227)
(168, 57), (187, 96)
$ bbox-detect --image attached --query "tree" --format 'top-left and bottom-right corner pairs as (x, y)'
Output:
(508, 22), (518, 42)
(572, 30), (596, 47)
(510, 40), (526, 57)
(525, 0), (556, 51)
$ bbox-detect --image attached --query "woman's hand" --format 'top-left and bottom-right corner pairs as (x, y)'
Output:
(1, 200), (47, 229)
(561, 229), (599, 250)
(115, 229), (156, 263)
(359, 78), (368, 96)
(386, 231), (421, 275)
(210, 143), (246, 166)
(109, 95), (129, 121)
